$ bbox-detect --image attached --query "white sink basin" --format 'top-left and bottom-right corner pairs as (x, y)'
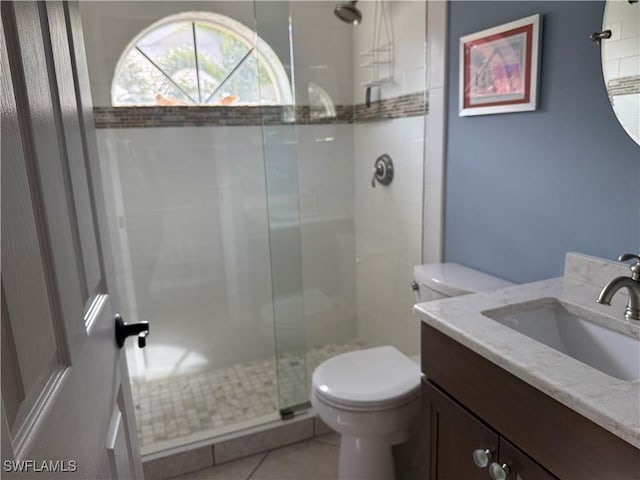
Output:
(482, 298), (640, 382)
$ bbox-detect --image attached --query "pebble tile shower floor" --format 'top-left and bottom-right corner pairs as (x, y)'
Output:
(131, 342), (364, 448)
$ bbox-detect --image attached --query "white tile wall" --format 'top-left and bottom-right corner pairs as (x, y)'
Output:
(423, 0), (448, 264)
(97, 127), (275, 380)
(353, 1), (426, 101)
(97, 125), (357, 381)
(603, 1), (640, 82)
(350, 1), (429, 357)
(353, 116), (425, 355)
(290, 2), (355, 106)
(611, 94), (640, 144)
(426, 1), (447, 91)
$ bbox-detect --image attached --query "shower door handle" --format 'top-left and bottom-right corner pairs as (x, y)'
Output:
(115, 315), (149, 349)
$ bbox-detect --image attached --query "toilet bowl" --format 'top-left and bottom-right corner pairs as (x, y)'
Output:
(311, 346), (420, 480)
(312, 263), (512, 480)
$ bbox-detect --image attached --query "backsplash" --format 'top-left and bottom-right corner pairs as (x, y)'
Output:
(564, 252), (629, 294)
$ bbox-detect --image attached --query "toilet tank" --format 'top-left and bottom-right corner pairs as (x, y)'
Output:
(413, 263), (513, 302)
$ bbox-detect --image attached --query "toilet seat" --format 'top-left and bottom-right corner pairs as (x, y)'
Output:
(312, 346), (420, 411)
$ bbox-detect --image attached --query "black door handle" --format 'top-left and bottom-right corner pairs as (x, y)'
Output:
(115, 315), (149, 349)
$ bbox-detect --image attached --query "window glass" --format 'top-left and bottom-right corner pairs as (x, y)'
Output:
(112, 13), (291, 106)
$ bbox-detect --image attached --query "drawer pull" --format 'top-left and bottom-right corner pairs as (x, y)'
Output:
(472, 448), (493, 468)
(488, 462), (511, 480)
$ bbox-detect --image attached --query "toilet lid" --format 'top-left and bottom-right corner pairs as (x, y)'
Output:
(312, 346), (420, 410)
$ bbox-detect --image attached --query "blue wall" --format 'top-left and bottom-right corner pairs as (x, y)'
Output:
(445, 1), (640, 284)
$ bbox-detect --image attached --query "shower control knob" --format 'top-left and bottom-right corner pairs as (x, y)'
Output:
(371, 164), (385, 187)
(371, 154), (393, 188)
(114, 315), (149, 349)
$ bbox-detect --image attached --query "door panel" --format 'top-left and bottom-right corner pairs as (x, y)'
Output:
(499, 438), (557, 480)
(2, 0), (86, 356)
(422, 379), (499, 480)
(107, 394), (137, 479)
(0, 9), (69, 449)
(43, 0), (104, 306)
(1, 1), (143, 478)
(0, 286), (25, 429)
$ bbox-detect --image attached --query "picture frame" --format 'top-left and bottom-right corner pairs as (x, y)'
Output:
(459, 14), (542, 116)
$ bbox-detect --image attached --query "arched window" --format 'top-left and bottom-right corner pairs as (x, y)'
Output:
(112, 12), (292, 106)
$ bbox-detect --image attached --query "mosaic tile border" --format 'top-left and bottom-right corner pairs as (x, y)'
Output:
(93, 105), (353, 128)
(607, 75), (640, 97)
(93, 92), (427, 128)
(353, 91), (427, 122)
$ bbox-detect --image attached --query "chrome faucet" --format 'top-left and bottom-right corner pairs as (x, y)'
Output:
(596, 253), (640, 322)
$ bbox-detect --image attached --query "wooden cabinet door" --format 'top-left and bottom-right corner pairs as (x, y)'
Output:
(498, 438), (557, 480)
(422, 379), (499, 480)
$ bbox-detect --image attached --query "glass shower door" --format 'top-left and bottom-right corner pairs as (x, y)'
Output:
(255, 0), (310, 415)
(79, 0), (308, 451)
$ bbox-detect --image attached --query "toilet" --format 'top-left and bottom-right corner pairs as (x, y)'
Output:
(311, 263), (513, 480)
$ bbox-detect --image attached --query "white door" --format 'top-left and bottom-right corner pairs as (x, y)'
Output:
(1, 2), (144, 478)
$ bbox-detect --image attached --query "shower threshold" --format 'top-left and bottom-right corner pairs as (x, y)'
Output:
(140, 410), (295, 461)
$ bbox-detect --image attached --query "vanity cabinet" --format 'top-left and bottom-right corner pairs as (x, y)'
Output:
(420, 323), (640, 480)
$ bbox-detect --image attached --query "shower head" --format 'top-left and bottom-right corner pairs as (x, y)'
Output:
(334, 1), (362, 25)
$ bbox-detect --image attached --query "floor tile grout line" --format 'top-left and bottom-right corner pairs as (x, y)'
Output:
(169, 436), (339, 480)
(313, 437), (340, 448)
(245, 451), (269, 480)
(247, 437), (339, 480)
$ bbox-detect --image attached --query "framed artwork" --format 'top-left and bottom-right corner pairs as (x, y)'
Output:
(459, 14), (542, 116)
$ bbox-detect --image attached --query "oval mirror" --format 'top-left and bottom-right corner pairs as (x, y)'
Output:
(601, 0), (640, 145)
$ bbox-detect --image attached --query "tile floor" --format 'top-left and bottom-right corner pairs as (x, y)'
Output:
(131, 342), (364, 448)
(170, 433), (340, 480)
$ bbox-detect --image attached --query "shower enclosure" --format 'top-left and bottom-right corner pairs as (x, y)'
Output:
(80, 0), (425, 458)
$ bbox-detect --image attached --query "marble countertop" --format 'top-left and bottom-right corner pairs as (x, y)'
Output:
(413, 255), (640, 449)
